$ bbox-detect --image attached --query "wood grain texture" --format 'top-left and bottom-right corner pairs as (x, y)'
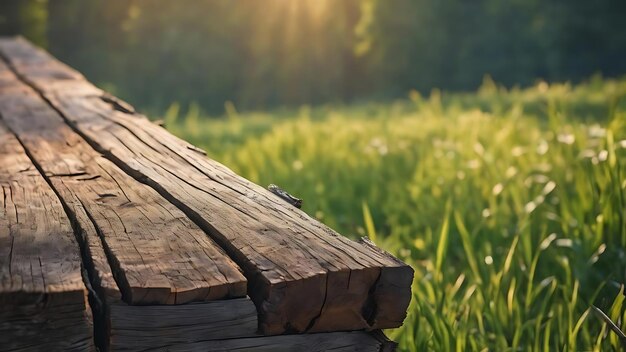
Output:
(138, 331), (390, 352)
(0, 36), (414, 335)
(0, 122), (94, 351)
(0, 58), (247, 307)
(109, 297), (258, 351)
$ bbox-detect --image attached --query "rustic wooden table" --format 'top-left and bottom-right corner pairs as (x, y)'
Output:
(0, 37), (413, 352)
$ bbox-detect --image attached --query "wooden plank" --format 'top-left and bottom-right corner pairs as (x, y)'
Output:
(141, 331), (391, 352)
(0, 36), (414, 335)
(0, 53), (256, 349)
(109, 298), (258, 351)
(0, 121), (93, 351)
(0, 58), (247, 305)
(0, 56), (396, 351)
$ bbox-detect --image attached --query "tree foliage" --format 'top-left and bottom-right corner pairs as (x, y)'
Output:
(1, 0), (625, 113)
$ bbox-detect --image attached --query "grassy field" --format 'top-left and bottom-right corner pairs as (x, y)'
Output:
(163, 77), (626, 351)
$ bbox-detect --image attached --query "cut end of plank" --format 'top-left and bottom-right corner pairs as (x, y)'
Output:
(251, 263), (413, 335)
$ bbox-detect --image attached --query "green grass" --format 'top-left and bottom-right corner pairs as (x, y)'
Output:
(163, 77), (626, 351)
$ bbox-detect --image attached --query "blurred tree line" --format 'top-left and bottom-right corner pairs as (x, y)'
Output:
(1, 0), (625, 114)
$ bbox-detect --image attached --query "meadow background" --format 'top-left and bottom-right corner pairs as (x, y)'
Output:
(2, 1), (626, 350)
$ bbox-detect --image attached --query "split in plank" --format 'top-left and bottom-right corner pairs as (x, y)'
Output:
(0, 37), (414, 335)
(0, 121), (93, 351)
(0, 57), (252, 350)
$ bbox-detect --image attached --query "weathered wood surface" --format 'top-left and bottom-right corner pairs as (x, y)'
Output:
(0, 57), (254, 350)
(0, 59), (247, 305)
(0, 122), (93, 351)
(140, 330), (392, 352)
(109, 298), (258, 351)
(0, 37), (414, 335)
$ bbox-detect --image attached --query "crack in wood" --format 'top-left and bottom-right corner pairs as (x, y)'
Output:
(7, 235), (14, 280)
(0, 117), (101, 351)
(9, 183), (18, 224)
(76, 197), (134, 305)
(48, 171), (88, 177)
(99, 93), (135, 115)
